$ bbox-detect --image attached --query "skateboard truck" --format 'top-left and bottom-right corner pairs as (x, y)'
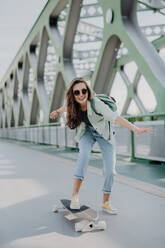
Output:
(75, 219), (106, 232)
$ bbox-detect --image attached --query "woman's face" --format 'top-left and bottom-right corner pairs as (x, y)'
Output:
(73, 82), (88, 105)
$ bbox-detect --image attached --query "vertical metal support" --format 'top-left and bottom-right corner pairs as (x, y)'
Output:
(131, 131), (135, 161)
(56, 126), (59, 147)
(65, 126), (67, 148)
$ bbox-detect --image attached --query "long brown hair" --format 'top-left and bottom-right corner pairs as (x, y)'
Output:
(66, 78), (93, 129)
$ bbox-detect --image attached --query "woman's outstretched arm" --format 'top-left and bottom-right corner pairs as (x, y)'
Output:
(115, 116), (152, 137)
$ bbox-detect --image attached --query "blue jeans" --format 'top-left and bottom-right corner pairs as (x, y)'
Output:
(74, 125), (116, 194)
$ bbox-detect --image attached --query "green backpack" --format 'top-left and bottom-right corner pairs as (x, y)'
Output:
(91, 94), (117, 116)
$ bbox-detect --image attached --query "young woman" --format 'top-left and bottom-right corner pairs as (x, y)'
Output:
(50, 78), (152, 214)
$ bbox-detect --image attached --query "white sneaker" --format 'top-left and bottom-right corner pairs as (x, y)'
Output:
(70, 195), (80, 210)
(102, 201), (118, 215)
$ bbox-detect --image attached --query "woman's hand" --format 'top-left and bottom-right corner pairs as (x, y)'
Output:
(133, 127), (152, 137)
(49, 110), (59, 120)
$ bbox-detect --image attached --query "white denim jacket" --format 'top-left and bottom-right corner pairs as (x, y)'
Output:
(74, 95), (119, 144)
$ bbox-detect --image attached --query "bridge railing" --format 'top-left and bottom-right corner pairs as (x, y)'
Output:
(0, 114), (164, 163)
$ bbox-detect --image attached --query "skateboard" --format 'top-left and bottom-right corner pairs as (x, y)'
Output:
(52, 199), (106, 232)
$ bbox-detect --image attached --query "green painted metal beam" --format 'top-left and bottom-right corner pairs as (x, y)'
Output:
(0, 0), (165, 131)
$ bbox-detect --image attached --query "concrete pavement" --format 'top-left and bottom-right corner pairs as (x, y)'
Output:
(0, 140), (165, 248)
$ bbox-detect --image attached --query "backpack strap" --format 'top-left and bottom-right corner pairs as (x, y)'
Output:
(90, 97), (103, 116)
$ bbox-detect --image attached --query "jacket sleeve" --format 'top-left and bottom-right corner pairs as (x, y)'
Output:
(94, 96), (119, 123)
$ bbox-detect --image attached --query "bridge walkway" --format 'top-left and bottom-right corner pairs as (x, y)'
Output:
(0, 139), (165, 248)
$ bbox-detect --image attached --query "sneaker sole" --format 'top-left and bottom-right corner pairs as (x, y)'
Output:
(70, 205), (81, 210)
(102, 208), (119, 215)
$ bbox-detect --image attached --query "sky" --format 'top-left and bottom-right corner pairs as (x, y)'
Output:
(0, 0), (48, 81)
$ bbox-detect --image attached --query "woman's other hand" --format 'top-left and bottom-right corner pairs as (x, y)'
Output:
(49, 110), (59, 120)
(133, 127), (152, 137)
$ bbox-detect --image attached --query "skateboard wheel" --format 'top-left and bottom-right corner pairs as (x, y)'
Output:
(52, 205), (59, 213)
(98, 221), (106, 230)
(75, 220), (89, 232)
(75, 224), (82, 232)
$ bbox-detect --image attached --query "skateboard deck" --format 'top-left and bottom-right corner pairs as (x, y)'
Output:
(61, 199), (98, 220)
(53, 199), (106, 232)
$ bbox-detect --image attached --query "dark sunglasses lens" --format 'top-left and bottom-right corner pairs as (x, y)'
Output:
(73, 88), (87, 96)
(73, 90), (80, 96)
(82, 88), (87, 94)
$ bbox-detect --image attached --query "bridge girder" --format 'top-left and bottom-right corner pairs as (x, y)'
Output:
(0, 0), (165, 129)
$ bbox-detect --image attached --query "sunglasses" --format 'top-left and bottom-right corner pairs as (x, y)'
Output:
(73, 88), (88, 96)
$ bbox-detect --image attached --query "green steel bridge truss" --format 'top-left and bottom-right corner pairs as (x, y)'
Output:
(0, 0), (165, 129)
